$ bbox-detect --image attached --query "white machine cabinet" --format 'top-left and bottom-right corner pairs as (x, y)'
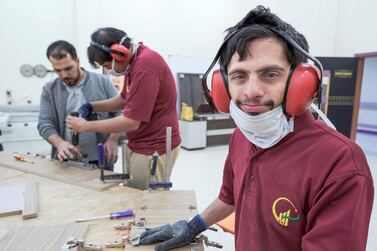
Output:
(0, 105), (50, 154)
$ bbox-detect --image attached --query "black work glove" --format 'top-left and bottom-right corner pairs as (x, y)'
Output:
(78, 102), (93, 119)
(139, 214), (208, 251)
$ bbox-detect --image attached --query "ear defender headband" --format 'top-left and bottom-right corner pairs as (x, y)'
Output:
(201, 27), (323, 117)
(90, 35), (131, 62)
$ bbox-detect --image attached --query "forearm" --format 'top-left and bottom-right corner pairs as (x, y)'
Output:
(47, 133), (65, 149)
(200, 198), (234, 226)
(91, 95), (125, 113)
(85, 116), (140, 134)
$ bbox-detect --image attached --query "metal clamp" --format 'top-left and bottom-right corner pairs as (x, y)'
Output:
(192, 235), (223, 249)
(128, 235), (141, 246)
(61, 238), (102, 251)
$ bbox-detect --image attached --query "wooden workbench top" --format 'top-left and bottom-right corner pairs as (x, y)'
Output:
(0, 151), (120, 191)
(0, 160), (204, 250)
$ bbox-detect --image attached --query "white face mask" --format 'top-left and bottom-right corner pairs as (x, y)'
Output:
(229, 100), (294, 149)
(108, 59), (127, 77)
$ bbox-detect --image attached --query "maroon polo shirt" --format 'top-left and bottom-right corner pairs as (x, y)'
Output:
(121, 44), (180, 155)
(219, 111), (374, 251)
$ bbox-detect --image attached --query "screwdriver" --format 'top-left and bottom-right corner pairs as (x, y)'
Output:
(75, 209), (134, 222)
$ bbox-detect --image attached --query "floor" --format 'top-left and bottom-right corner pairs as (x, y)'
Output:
(169, 145), (377, 251)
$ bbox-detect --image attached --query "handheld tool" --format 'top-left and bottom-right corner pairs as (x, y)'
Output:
(70, 112), (80, 146)
(75, 209), (134, 222)
(13, 154), (34, 164)
(63, 112), (95, 169)
(98, 143), (130, 182)
(149, 127), (173, 190)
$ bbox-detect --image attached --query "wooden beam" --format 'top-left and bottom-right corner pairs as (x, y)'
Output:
(350, 57), (365, 141)
(22, 180), (38, 219)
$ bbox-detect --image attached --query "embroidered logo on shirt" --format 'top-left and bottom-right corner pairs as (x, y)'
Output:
(272, 197), (301, 227)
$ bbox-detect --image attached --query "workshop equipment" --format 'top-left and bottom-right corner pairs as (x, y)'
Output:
(121, 139), (131, 186)
(63, 111), (92, 168)
(13, 154), (34, 164)
(75, 209), (134, 222)
(62, 238), (102, 251)
(97, 143), (130, 182)
(70, 112), (80, 146)
(148, 127), (173, 190)
(0, 105), (50, 153)
(63, 112), (103, 170)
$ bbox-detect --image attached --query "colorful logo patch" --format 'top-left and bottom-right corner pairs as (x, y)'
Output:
(272, 197), (300, 227)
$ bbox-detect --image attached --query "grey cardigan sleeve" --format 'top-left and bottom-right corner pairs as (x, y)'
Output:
(37, 85), (59, 140)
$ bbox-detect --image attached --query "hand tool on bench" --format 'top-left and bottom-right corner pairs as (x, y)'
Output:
(148, 127), (173, 190)
(13, 154), (34, 164)
(75, 209), (134, 222)
(97, 143), (130, 182)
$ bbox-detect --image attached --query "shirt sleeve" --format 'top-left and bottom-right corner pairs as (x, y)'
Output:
(218, 153), (235, 206)
(123, 68), (160, 122)
(37, 85), (58, 140)
(302, 171), (374, 250)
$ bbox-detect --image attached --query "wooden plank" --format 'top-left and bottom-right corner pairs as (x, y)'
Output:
(0, 223), (88, 251)
(351, 57), (364, 141)
(22, 180), (38, 219)
(0, 152), (120, 191)
(126, 190), (204, 251)
(0, 185), (24, 218)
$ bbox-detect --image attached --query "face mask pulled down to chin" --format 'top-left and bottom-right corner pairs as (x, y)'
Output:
(229, 100), (294, 149)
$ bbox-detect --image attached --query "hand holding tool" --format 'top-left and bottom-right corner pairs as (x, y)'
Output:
(70, 112), (80, 146)
(75, 209), (134, 222)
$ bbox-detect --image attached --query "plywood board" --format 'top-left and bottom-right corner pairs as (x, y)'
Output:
(0, 184), (24, 217)
(0, 223), (88, 251)
(22, 180), (38, 219)
(126, 190), (204, 251)
(0, 152), (120, 191)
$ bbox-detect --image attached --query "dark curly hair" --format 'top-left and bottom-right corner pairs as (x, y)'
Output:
(219, 6), (309, 73)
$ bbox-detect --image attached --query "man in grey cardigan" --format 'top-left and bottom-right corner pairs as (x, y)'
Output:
(38, 40), (120, 170)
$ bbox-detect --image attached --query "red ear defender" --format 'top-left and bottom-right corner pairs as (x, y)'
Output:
(211, 69), (231, 113)
(285, 64), (320, 117)
(110, 44), (129, 62)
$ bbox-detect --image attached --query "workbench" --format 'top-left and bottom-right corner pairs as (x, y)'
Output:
(0, 152), (204, 251)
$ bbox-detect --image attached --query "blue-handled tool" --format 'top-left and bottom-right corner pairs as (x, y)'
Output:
(98, 143), (130, 182)
(75, 209), (134, 222)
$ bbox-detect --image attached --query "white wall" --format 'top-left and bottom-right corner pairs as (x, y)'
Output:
(0, 0), (376, 105)
(0, 0), (77, 105)
(240, 0), (340, 57)
(335, 0), (377, 56)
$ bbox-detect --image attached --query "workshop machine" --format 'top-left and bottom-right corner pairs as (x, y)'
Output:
(0, 105), (50, 154)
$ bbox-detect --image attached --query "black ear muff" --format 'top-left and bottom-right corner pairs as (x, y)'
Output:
(284, 64), (320, 116)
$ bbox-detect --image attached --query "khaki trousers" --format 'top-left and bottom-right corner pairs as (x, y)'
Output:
(125, 145), (180, 190)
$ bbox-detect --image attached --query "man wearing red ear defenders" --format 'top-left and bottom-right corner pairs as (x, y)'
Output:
(66, 27), (181, 190)
(137, 6), (373, 251)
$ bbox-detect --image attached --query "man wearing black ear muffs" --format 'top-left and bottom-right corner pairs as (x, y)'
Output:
(136, 5), (373, 251)
(66, 27), (181, 190)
